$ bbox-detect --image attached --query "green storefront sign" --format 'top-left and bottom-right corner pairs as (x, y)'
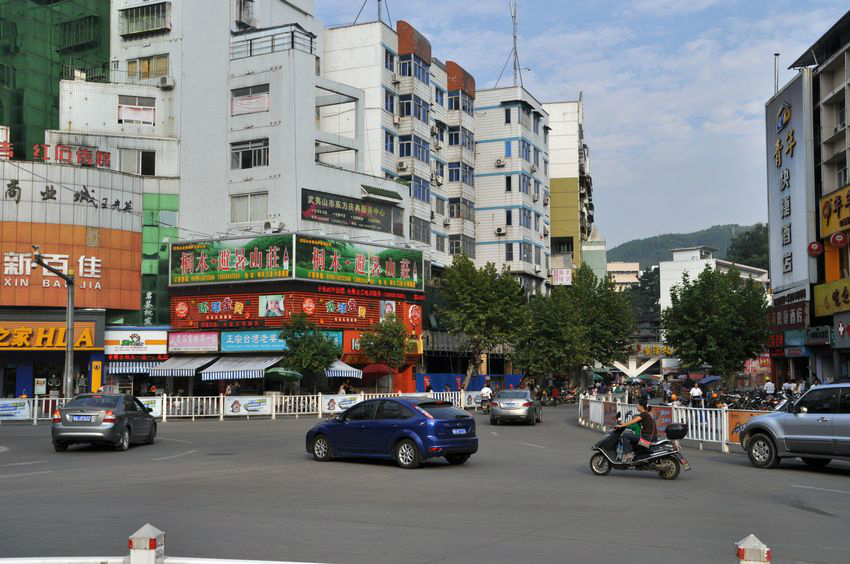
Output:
(294, 235), (423, 291)
(170, 235), (293, 286)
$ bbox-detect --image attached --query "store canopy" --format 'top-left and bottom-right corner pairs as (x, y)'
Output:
(200, 355), (284, 381)
(106, 361), (162, 375)
(325, 360), (363, 379)
(149, 356), (218, 377)
(265, 367), (303, 382)
(362, 363), (391, 376)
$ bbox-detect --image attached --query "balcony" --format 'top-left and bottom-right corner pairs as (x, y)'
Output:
(230, 23), (316, 60)
(61, 64), (174, 89)
(56, 15), (100, 52)
(120, 2), (171, 38)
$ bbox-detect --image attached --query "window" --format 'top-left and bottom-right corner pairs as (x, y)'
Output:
(839, 389), (850, 414)
(435, 87), (445, 106)
(448, 126), (460, 146)
(521, 140), (531, 161)
(461, 127), (474, 150)
(419, 402), (470, 419)
(434, 160), (445, 178)
(505, 243), (514, 261)
(118, 95), (155, 125)
(544, 160), (549, 176)
(520, 175), (530, 194)
(412, 175), (430, 202)
(461, 163), (475, 186)
(124, 396), (139, 412)
(0, 63), (14, 89)
(58, 15), (99, 51)
(413, 95), (429, 123)
(534, 181), (540, 200)
(384, 48), (395, 72)
(505, 209), (512, 226)
(505, 141), (512, 158)
(449, 198), (475, 221)
(534, 213), (540, 232)
(518, 208), (532, 229)
(449, 234), (475, 258)
(384, 89), (395, 113)
(448, 91), (459, 111)
(65, 396), (120, 409)
(377, 400), (413, 419)
(121, 2), (169, 36)
(127, 54), (168, 80)
(533, 113), (540, 134)
(399, 135), (412, 157)
(435, 198), (445, 216)
(345, 401), (377, 421)
(399, 94), (412, 117)
(119, 149), (156, 176)
(231, 83), (270, 116)
(230, 139), (269, 169)
(435, 124), (445, 142)
(520, 107), (532, 129)
(796, 388), (838, 414)
(230, 192), (268, 223)
(435, 234), (446, 253)
(535, 246), (541, 265)
(838, 158), (848, 188)
(447, 90), (474, 115)
(505, 176), (512, 192)
(505, 108), (511, 123)
(399, 56), (411, 76)
(385, 131), (395, 154)
(412, 55), (430, 84)
(553, 237), (574, 254)
(410, 215), (431, 244)
(448, 162), (460, 182)
(544, 127), (549, 145)
(520, 242), (532, 263)
(412, 135), (429, 162)
(534, 147), (540, 167)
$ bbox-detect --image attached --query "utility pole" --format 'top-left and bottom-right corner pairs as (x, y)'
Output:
(32, 245), (76, 398)
(774, 53), (780, 94)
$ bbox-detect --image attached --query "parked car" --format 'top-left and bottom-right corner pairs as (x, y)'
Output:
(305, 398), (477, 469)
(490, 390), (542, 425)
(739, 383), (850, 469)
(52, 394), (157, 452)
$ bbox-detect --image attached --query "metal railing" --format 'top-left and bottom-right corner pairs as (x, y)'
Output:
(61, 64), (173, 87)
(230, 24), (316, 60)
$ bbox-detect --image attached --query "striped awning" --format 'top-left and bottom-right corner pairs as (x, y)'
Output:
(148, 356), (219, 377)
(325, 359), (363, 379)
(106, 361), (161, 375)
(200, 355), (284, 381)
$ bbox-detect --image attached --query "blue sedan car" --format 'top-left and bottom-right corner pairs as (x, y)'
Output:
(305, 398), (478, 469)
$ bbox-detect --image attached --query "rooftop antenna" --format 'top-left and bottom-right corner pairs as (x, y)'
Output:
(774, 52), (780, 94)
(377, 0), (382, 22)
(511, 1), (522, 87)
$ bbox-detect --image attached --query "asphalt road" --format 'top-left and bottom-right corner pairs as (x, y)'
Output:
(1, 406), (849, 563)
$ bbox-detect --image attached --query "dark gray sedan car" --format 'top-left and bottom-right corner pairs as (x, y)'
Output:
(490, 390), (542, 425)
(52, 394), (156, 452)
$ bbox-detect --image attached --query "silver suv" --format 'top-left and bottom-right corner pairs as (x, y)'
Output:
(740, 383), (850, 469)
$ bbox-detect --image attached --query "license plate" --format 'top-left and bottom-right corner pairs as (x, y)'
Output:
(71, 415), (92, 422)
(504, 403), (516, 408)
(679, 456), (690, 471)
(452, 428), (467, 435)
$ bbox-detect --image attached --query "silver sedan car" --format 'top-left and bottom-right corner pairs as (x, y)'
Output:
(490, 390), (542, 425)
(52, 393), (156, 452)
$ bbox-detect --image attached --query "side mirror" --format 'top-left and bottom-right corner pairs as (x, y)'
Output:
(146, 407), (153, 413)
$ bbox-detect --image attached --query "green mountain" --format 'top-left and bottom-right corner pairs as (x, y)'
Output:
(607, 224), (754, 270)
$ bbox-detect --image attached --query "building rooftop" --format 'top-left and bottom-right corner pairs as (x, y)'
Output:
(791, 9), (850, 68)
(669, 245), (718, 253)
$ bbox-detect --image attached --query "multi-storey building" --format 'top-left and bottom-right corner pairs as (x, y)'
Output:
(608, 261), (641, 292)
(543, 99), (594, 275)
(474, 86), (550, 294)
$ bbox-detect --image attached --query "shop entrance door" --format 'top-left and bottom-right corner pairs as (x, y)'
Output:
(0, 364), (16, 398)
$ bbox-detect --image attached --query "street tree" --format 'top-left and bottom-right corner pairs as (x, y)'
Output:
(278, 313), (341, 392)
(661, 266), (768, 380)
(359, 314), (408, 372)
(438, 254), (524, 387)
(625, 266), (660, 323)
(726, 223), (768, 270)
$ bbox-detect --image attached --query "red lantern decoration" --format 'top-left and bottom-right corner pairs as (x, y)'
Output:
(830, 232), (849, 248)
(807, 242), (824, 256)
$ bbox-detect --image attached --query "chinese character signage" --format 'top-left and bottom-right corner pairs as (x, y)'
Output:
(0, 322), (99, 350)
(169, 235), (293, 286)
(631, 343), (673, 357)
(302, 189), (402, 235)
(768, 301), (809, 331)
(815, 278), (850, 317)
(221, 330), (287, 352)
(819, 186), (850, 238)
(551, 268), (572, 286)
(104, 330), (168, 355)
(168, 331), (218, 352)
(294, 235), (424, 291)
(765, 69), (814, 293)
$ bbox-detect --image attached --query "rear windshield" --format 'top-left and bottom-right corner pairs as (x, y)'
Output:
(65, 396), (121, 409)
(496, 391), (528, 399)
(419, 402), (470, 419)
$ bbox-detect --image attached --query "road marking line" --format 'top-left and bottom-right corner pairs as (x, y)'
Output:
(0, 461), (45, 468)
(0, 446), (8, 454)
(491, 432), (499, 436)
(520, 442), (545, 449)
(792, 484), (850, 496)
(153, 449), (197, 461)
(0, 470), (52, 479)
(158, 437), (194, 444)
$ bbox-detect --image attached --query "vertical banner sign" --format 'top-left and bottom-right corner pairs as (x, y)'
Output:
(170, 235), (293, 286)
(765, 69), (814, 294)
(90, 361), (103, 392)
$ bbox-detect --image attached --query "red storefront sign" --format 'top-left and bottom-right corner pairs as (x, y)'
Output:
(768, 302), (808, 331)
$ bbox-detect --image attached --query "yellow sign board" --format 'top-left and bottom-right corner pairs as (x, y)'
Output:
(814, 278), (850, 317)
(90, 361), (102, 392)
(819, 187), (850, 238)
(0, 322), (100, 350)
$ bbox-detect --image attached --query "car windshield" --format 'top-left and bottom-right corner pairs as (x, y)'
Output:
(496, 391), (528, 399)
(418, 402), (470, 419)
(65, 396), (121, 409)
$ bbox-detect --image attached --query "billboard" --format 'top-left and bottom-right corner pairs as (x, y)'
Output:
(765, 69), (815, 294)
(169, 235), (293, 286)
(301, 189), (402, 235)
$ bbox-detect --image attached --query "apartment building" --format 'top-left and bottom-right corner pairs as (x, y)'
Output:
(608, 261), (640, 292)
(474, 86), (550, 293)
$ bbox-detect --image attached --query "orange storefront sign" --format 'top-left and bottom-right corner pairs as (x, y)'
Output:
(0, 322), (100, 350)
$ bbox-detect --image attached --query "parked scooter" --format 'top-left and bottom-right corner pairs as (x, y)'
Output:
(589, 422), (691, 480)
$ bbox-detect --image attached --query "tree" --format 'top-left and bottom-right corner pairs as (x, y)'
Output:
(625, 266), (660, 322)
(661, 266), (768, 379)
(726, 223), (768, 270)
(438, 254), (524, 387)
(359, 314), (408, 372)
(278, 313), (341, 392)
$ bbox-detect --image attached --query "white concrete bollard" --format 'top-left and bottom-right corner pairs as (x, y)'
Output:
(128, 523), (165, 564)
(736, 534), (770, 563)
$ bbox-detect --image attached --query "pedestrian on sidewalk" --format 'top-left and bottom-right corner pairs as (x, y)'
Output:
(689, 383), (703, 408)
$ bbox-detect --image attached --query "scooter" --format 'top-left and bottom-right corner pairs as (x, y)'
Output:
(589, 423), (691, 480)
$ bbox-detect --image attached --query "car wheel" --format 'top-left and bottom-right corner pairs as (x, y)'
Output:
(114, 428), (130, 452)
(311, 435), (332, 461)
(529, 411), (536, 426)
(445, 453), (471, 465)
(394, 439), (421, 469)
(589, 453), (611, 476)
(746, 433), (779, 469)
(144, 423), (157, 445)
(53, 442), (68, 452)
(537, 409), (543, 423)
(490, 415), (497, 425)
(657, 456), (681, 480)
(801, 457), (831, 468)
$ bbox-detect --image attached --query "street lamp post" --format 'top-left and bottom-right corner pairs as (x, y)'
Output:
(32, 245), (76, 398)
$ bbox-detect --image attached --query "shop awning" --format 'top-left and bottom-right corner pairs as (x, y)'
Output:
(106, 361), (162, 375)
(200, 355), (284, 381)
(148, 356), (219, 377)
(325, 360), (363, 379)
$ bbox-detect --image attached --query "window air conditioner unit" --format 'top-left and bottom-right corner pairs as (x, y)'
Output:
(495, 226), (506, 236)
(263, 219), (283, 233)
(530, 164), (538, 173)
(534, 265), (542, 273)
(158, 76), (175, 90)
(397, 161), (408, 171)
(495, 158), (506, 168)
(430, 125), (439, 136)
(543, 195), (550, 206)
(532, 193), (539, 202)
(435, 175), (444, 185)
(393, 115), (401, 126)
(543, 226), (549, 236)
(443, 218), (451, 227)
(434, 140), (442, 150)
(391, 73), (400, 84)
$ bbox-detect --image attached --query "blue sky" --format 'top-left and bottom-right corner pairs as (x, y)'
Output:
(315, 0), (848, 246)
